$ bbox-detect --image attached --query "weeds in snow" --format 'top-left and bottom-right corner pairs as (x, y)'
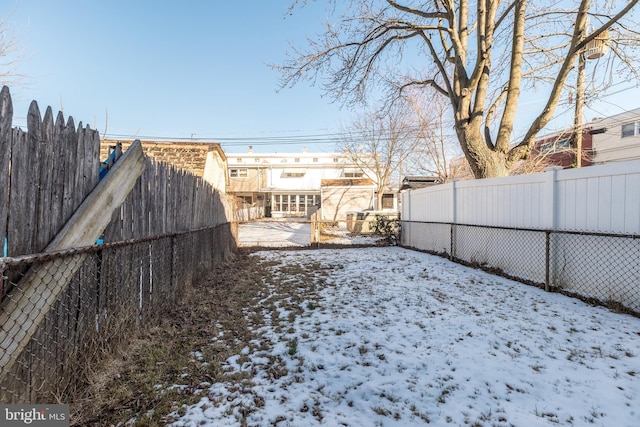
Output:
(288, 337), (299, 356)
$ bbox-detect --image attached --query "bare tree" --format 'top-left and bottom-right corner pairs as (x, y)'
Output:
(0, 10), (25, 87)
(510, 129), (593, 174)
(279, 0), (640, 178)
(510, 141), (568, 175)
(339, 104), (417, 209)
(403, 92), (463, 182)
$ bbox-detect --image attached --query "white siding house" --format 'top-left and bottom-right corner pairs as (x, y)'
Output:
(226, 147), (396, 219)
(590, 107), (640, 164)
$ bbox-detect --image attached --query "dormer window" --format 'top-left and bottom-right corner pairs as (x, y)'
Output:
(343, 169), (364, 178)
(282, 169), (306, 178)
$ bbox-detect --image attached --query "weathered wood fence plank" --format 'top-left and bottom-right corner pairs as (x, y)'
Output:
(8, 129), (34, 256)
(0, 86), (11, 257)
(0, 85), (234, 402)
(62, 116), (77, 230)
(0, 141), (145, 383)
(35, 106), (54, 252)
(51, 112), (66, 238)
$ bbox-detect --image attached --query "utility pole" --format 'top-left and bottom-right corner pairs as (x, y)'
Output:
(573, 27), (609, 168)
(573, 51), (586, 168)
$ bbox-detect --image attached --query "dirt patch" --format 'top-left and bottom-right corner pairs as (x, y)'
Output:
(70, 251), (279, 426)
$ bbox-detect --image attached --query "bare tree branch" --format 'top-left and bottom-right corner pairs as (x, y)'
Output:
(280, 0), (640, 178)
(0, 9), (27, 87)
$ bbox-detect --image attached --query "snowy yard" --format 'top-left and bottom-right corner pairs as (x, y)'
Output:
(237, 219), (311, 247)
(169, 247), (640, 426)
(237, 219), (379, 247)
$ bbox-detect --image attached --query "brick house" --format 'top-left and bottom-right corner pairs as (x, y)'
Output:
(530, 130), (594, 169)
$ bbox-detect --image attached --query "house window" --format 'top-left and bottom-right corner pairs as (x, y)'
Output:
(274, 194), (291, 212)
(295, 158), (300, 163)
(274, 194), (319, 213)
(229, 168), (248, 178)
(254, 158), (261, 163)
(540, 138), (571, 154)
(238, 195), (252, 206)
(313, 158), (319, 163)
(305, 194), (319, 207)
(382, 194), (394, 209)
(621, 122), (640, 138)
(236, 158), (243, 163)
(344, 171), (364, 178)
(283, 172), (305, 178)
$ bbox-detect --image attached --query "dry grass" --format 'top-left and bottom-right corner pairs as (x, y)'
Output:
(69, 248), (328, 426)
(70, 251), (280, 426)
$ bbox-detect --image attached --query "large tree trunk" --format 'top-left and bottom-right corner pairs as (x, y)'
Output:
(458, 121), (511, 178)
(467, 149), (510, 178)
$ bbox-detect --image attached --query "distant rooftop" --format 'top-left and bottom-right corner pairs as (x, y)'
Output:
(401, 176), (441, 190)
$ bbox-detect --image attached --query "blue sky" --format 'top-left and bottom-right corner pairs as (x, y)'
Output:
(7, 1), (349, 153)
(5, 1), (640, 154)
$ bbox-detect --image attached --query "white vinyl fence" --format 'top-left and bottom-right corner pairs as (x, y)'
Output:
(234, 206), (265, 222)
(401, 160), (640, 313)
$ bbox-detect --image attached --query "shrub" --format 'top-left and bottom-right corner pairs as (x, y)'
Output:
(373, 215), (400, 245)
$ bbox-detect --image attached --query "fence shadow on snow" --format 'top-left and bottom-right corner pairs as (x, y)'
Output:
(401, 164), (640, 317)
(402, 221), (639, 316)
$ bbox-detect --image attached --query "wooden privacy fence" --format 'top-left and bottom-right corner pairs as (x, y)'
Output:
(0, 86), (101, 258)
(0, 86), (236, 403)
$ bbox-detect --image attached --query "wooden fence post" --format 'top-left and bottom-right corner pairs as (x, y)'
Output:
(310, 212), (319, 248)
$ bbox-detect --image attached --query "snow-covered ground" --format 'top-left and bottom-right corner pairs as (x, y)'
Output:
(237, 219), (380, 247)
(237, 219), (311, 247)
(171, 247), (640, 426)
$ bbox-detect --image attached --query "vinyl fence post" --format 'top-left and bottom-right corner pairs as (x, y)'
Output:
(404, 190), (410, 247)
(543, 167), (562, 292)
(543, 166), (562, 231)
(450, 180), (458, 260)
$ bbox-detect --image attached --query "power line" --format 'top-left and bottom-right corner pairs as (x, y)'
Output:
(103, 126), (460, 147)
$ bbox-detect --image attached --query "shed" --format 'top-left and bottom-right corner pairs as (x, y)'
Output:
(400, 176), (441, 191)
(320, 178), (375, 221)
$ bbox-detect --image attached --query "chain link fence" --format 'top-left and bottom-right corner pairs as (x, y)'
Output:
(549, 231), (639, 312)
(0, 224), (235, 403)
(402, 221), (640, 316)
